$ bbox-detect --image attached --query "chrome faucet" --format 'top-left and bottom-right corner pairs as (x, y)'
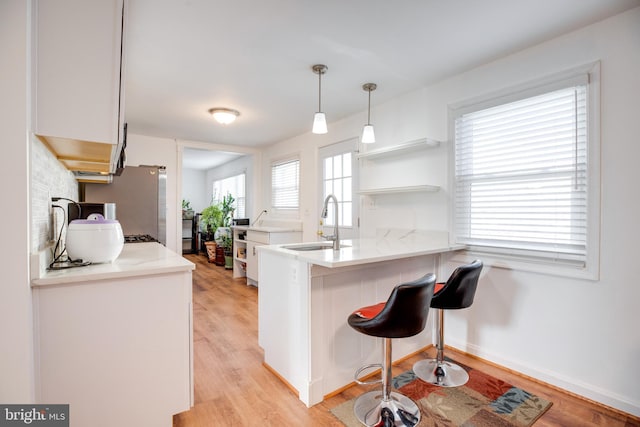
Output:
(321, 194), (340, 251)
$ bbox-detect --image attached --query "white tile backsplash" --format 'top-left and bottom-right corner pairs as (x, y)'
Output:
(31, 136), (78, 253)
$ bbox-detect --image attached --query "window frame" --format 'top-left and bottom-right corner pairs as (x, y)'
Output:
(270, 156), (301, 215)
(212, 172), (246, 219)
(449, 62), (601, 280)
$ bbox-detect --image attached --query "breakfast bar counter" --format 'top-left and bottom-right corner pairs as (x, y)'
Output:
(257, 230), (464, 407)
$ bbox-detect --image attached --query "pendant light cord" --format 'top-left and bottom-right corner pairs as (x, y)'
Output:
(318, 71), (322, 112)
(367, 89), (371, 125)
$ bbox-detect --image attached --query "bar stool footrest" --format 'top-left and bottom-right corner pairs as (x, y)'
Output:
(354, 363), (383, 385)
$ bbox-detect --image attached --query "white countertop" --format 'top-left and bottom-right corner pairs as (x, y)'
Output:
(258, 231), (465, 268)
(32, 242), (195, 287)
(249, 226), (302, 233)
(234, 225), (302, 233)
(233, 219), (303, 234)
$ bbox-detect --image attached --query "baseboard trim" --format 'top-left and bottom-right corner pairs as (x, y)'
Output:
(445, 341), (640, 420)
(262, 362), (299, 398)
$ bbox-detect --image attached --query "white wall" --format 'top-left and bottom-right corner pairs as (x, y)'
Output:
(0, 0), (34, 402)
(439, 8), (640, 416)
(181, 168), (207, 213)
(258, 74), (450, 242)
(260, 7), (640, 416)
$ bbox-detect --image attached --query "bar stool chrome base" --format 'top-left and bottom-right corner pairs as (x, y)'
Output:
(413, 358), (469, 387)
(353, 390), (421, 427)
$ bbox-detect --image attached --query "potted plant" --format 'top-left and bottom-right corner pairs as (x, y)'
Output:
(220, 193), (235, 227)
(213, 193), (235, 266)
(182, 199), (194, 220)
(200, 202), (223, 263)
(220, 234), (233, 269)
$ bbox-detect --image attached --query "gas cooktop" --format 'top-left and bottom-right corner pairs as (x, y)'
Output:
(124, 234), (158, 243)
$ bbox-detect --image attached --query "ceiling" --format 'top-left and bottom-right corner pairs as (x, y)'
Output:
(125, 0), (638, 156)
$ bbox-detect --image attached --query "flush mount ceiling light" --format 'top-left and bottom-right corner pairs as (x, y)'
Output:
(208, 108), (240, 125)
(311, 64), (328, 134)
(361, 83), (377, 144)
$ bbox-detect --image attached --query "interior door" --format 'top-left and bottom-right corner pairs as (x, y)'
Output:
(318, 138), (359, 239)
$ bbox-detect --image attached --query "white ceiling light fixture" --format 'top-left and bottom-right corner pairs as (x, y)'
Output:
(208, 108), (240, 125)
(311, 64), (328, 134)
(361, 83), (377, 144)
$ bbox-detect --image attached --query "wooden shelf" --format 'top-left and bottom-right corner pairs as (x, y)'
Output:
(358, 185), (440, 195)
(357, 138), (441, 160)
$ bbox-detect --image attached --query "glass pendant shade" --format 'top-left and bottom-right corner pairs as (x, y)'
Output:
(361, 124), (375, 143)
(361, 82), (377, 144)
(313, 112), (328, 134)
(311, 64), (328, 135)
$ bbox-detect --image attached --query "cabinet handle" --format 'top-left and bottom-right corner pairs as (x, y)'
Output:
(253, 246), (256, 256)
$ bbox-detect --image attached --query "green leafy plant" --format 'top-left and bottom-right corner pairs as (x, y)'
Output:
(220, 234), (233, 253)
(220, 193), (235, 227)
(200, 203), (223, 240)
(181, 199), (192, 210)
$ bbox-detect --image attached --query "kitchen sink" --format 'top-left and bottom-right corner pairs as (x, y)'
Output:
(281, 242), (350, 251)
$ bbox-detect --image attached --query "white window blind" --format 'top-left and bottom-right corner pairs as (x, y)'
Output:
(454, 82), (588, 263)
(271, 159), (299, 210)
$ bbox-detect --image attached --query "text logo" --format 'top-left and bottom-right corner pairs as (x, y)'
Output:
(0, 405), (68, 427)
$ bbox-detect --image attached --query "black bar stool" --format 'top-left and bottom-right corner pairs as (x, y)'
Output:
(348, 273), (436, 427)
(412, 260), (483, 387)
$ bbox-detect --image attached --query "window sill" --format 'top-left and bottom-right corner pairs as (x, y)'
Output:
(449, 248), (599, 281)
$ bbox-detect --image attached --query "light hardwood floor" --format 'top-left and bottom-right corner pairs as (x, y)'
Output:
(174, 254), (640, 426)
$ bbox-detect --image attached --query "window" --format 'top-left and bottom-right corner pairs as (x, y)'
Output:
(271, 158), (300, 211)
(212, 173), (245, 218)
(452, 63), (600, 277)
(321, 147), (355, 228)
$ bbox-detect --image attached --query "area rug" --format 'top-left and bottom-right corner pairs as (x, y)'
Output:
(330, 359), (552, 427)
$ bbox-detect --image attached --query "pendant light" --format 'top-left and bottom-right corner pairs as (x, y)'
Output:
(311, 64), (328, 134)
(361, 83), (377, 143)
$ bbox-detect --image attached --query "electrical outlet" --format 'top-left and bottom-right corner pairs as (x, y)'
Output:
(47, 190), (55, 242)
(366, 196), (376, 210)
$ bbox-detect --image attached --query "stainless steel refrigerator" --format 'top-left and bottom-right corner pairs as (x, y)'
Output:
(82, 165), (167, 245)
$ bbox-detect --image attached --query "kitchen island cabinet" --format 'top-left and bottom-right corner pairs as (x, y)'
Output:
(257, 230), (464, 407)
(32, 243), (194, 427)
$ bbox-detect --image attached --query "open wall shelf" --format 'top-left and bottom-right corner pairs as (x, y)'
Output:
(358, 184), (440, 195)
(357, 137), (441, 160)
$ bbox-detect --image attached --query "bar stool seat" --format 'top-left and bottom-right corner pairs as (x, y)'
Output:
(413, 260), (483, 387)
(348, 273), (436, 427)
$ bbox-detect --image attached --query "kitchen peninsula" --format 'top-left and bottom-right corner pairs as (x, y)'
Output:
(257, 230), (464, 407)
(31, 243), (194, 427)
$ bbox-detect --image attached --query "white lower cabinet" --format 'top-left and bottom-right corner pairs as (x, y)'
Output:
(34, 271), (193, 427)
(245, 229), (302, 285)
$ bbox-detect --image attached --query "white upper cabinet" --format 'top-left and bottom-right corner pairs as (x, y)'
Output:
(33, 0), (126, 175)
